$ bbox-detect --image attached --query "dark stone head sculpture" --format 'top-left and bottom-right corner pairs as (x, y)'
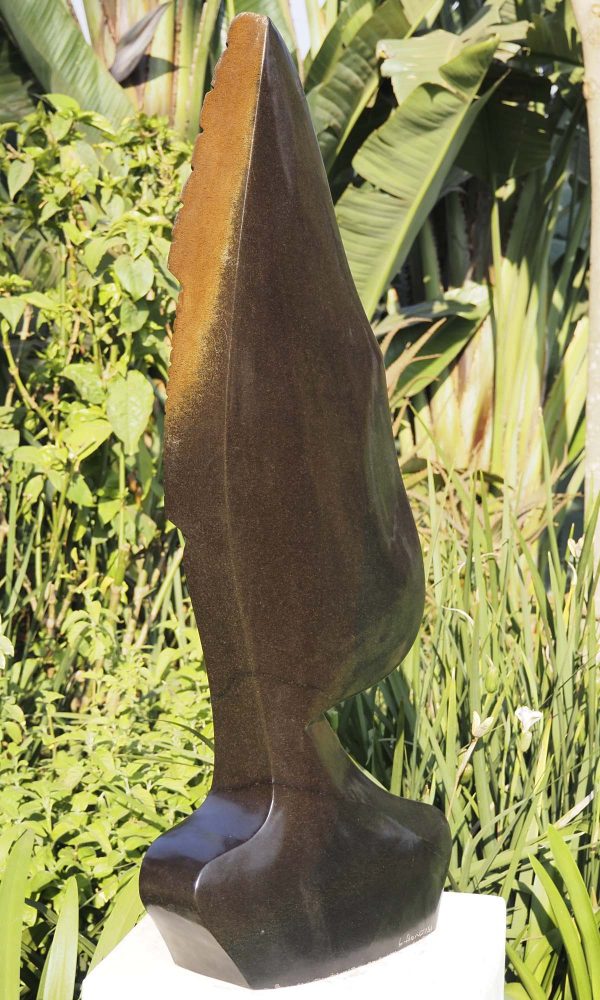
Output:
(140, 12), (451, 989)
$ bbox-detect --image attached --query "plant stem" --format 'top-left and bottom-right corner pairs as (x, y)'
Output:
(572, 2), (600, 561)
(1, 327), (56, 440)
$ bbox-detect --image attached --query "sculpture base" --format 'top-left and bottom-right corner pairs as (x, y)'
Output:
(82, 892), (505, 999)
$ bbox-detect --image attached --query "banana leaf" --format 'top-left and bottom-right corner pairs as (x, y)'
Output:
(234, 0), (298, 57)
(0, 31), (38, 122)
(458, 95), (554, 181)
(0, 0), (132, 127)
(308, 0), (410, 173)
(336, 36), (498, 318)
(305, 0), (374, 91)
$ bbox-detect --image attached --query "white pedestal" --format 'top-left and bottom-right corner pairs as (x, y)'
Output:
(82, 892), (506, 999)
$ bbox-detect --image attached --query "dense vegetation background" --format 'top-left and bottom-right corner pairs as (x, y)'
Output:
(0, 1), (598, 998)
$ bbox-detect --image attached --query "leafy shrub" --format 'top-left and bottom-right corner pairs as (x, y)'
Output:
(0, 97), (191, 695)
(0, 100), (215, 995)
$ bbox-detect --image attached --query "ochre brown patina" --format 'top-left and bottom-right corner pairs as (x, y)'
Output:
(140, 13), (451, 989)
(167, 14), (265, 411)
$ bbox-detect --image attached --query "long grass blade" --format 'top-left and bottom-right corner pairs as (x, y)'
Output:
(39, 877), (79, 1000)
(89, 870), (144, 972)
(0, 829), (34, 1000)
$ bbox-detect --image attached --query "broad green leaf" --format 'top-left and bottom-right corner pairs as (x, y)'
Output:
(336, 37), (498, 318)
(0, 429), (19, 455)
(544, 318), (587, 465)
(233, 0), (298, 56)
(120, 299), (149, 333)
(527, 5), (582, 76)
(83, 237), (109, 274)
(458, 98), (553, 182)
(7, 157), (33, 199)
(48, 112), (75, 145)
(308, 0), (410, 172)
(0, 297), (25, 331)
(125, 222), (150, 260)
(98, 497), (122, 524)
(0, 828), (34, 1000)
(24, 291), (58, 312)
(504, 988), (531, 1000)
(390, 313), (484, 403)
(63, 363), (105, 404)
(39, 877), (78, 1000)
(378, 30), (465, 104)
(376, 281), (489, 335)
(305, 0), (374, 91)
(66, 474), (95, 507)
(60, 140), (99, 179)
(106, 371), (154, 454)
(0, 30), (38, 123)
(13, 445), (69, 491)
(399, 0), (443, 30)
(0, 829), (26, 873)
(89, 869), (143, 972)
(354, 38), (497, 190)
(63, 415), (111, 460)
(114, 254), (154, 301)
(44, 93), (80, 113)
(13, 445), (66, 469)
(61, 220), (87, 246)
(0, 0), (133, 128)
(173, 0), (220, 141)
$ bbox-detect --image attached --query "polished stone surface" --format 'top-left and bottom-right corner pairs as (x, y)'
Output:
(82, 894), (505, 999)
(140, 11), (451, 989)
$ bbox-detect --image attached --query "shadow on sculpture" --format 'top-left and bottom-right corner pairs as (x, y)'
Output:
(140, 12), (451, 989)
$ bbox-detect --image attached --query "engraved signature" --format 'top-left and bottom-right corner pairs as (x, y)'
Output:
(398, 923), (434, 948)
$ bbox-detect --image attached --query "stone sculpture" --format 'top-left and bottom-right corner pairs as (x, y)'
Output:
(140, 12), (451, 989)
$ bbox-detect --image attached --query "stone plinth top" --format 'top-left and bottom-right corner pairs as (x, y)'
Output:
(82, 892), (506, 999)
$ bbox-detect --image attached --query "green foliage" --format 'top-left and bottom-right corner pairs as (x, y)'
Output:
(507, 826), (600, 999)
(88, 871), (145, 974)
(0, 839), (146, 1000)
(0, 101), (188, 676)
(335, 468), (599, 997)
(38, 876), (78, 1000)
(0, 13), (597, 1000)
(0, 103), (213, 996)
(0, 653), (211, 995)
(0, 0), (132, 128)
(307, 0), (409, 174)
(0, 829), (33, 1000)
(337, 32), (498, 317)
